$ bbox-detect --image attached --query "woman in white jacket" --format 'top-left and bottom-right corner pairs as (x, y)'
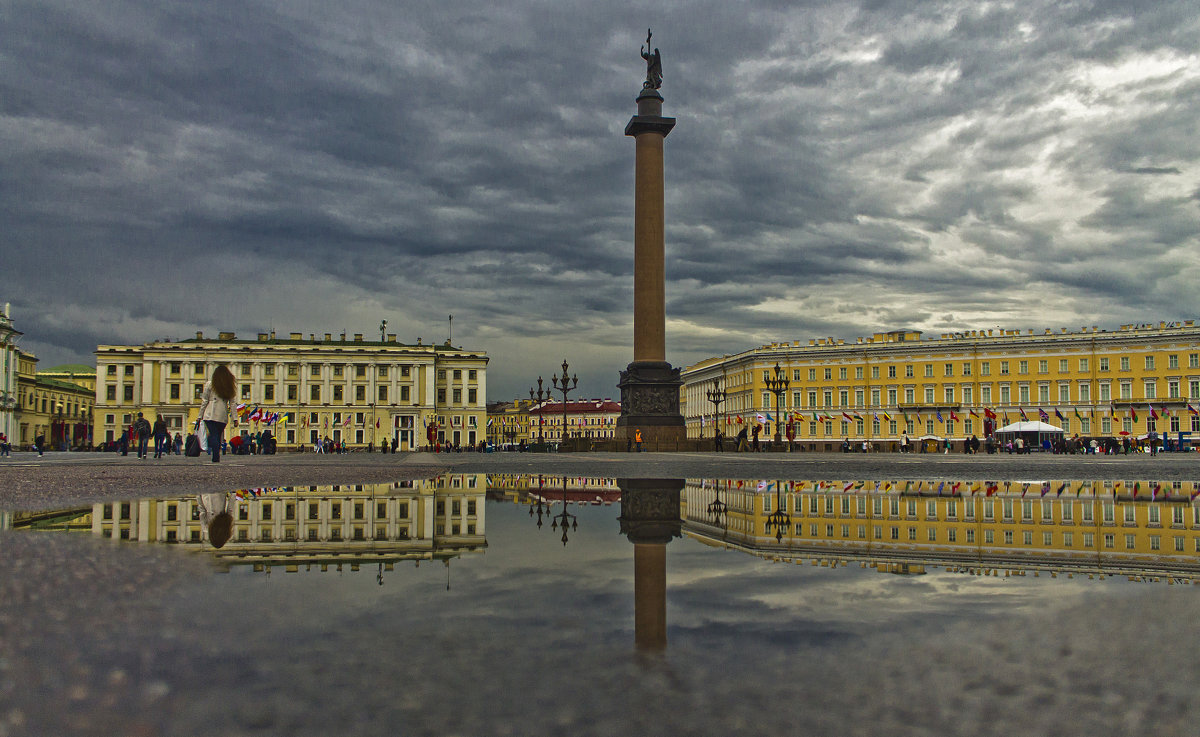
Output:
(198, 365), (237, 462)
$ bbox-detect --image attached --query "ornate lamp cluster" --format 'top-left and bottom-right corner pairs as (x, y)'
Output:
(763, 363), (790, 447)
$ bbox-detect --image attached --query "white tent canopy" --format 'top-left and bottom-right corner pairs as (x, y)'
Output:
(994, 420), (1064, 434)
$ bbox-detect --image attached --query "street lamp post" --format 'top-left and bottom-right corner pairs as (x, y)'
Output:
(764, 363), (790, 449)
(705, 379), (725, 442)
(551, 359), (578, 450)
(530, 378), (549, 446)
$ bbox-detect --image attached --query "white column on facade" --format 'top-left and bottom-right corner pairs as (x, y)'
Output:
(141, 360), (154, 405)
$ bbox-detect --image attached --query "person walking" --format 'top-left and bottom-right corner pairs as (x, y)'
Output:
(0, 432), (9, 457)
(197, 365), (237, 463)
(133, 412), (152, 459)
(34, 432), (45, 457)
(152, 415), (169, 459)
(634, 428), (643, 452)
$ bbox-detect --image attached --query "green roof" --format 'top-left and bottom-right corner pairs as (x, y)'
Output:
(41, 364), (94, 374)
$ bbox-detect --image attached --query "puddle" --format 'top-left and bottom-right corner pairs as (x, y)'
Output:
(4, 474), (1200, 734)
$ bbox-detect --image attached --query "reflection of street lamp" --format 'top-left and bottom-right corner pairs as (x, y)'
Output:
(706, 379), (725, 441)
(529, 378), (548, 445)
(706, 479), (726, 522)
(764, 363), (790, 448)
(551, 360), (578, 448)
(763, 481), (790, 543)
(549, 477), (578, 546)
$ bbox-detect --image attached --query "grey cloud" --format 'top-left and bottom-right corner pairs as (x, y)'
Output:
(3, 0), (1200, 399)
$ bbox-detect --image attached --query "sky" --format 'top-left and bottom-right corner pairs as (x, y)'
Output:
(3, 0), (1198, 401)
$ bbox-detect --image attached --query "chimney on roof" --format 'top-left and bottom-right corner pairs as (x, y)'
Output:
(196, 331), (203, 340)
(353, 334), (363, 342)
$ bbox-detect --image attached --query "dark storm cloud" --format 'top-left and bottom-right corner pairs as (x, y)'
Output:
(3, 0), (1199, 398)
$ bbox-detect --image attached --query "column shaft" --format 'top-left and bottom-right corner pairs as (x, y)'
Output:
(633, 133), (666, 363)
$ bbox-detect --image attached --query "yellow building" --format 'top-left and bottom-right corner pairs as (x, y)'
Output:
(682, 321), (1200, 451)
(683, 478), (1200, 580)
(94, 330), (488, 451)
(485, 399), (535, 448)
(13, 351), (95, 449)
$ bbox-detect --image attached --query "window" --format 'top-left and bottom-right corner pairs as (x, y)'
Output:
(808, 369), (817, 381)
(311, 365), (321, 377)
(905, 365), (914, 378)
(824, 368), (832, 380)
(980, 362), (990, 376)
(1079, 358), (1089, 372)
(924, 364), (934, 377)
(311, 386), (321, 401)
(468, 389), (477, 404)
(1120, 357), (1130, 371)
(962, 362), (971, 376)
(1000, 361), (1009, 375)
(123, 385), (133, 401)
(1145, 356), (1155, 370)
(1079, 383), (1090, 402)
(855, 367), (863, 379)
(378, 386), (388, 402)
(1059, 359), (1069, 373)
(872, 366), (880, 379)
(944, 363), (953, 377)
(1018, 360), (1028, 374)
(1038, 360), (1048, 373)
(333, 386), (343, 401)
(944, 387), (954, 403)
(888, 366), (897, 378)
(356, 365), (366, 378)
(333, 366), (343, 377)
(106, 385), (117, 401)
(287, 385), (297, 401)
(264, 385), (274, 401)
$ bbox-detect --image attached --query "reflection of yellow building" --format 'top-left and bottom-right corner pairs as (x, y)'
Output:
(13, 475), (487, 571)
(94, 331), (488, 451)
(683, 479), (1200, 580)
(683, 321), (1200, 449)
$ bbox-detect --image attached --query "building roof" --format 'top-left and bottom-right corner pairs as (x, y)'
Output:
(41, 364), (94, 375)
(529, 399), (621, 415)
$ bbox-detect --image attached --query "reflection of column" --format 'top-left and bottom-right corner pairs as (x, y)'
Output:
(618, 478), (683, 652)
(634, 543), (667, 651)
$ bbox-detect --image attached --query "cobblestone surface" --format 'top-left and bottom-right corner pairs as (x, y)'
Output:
(1, 449), (1195, 512)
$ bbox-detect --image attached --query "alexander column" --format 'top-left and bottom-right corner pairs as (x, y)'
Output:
(616, 29), (686, 449)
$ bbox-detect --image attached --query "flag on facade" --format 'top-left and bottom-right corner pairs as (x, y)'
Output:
(1148, 405), (1158, 420)
(1189, 403), (1200, 416)
(1019, 407), (1029, 421)
(1130, 406), (1138, 422)
(936, 409), (943, 422)
(1039, 408), (1050, 422)
(969, 409), (979, 418)
(882, 411), (893, 421)
(949, 411), (959, 422)
(1074, 407), (1082, 420)
(1055, 408), (1065, 421)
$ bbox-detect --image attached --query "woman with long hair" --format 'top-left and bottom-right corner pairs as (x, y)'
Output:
(197, 365), (237, 462)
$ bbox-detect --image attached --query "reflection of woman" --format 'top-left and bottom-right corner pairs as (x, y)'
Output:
(197, 365), (237, 463)
(196, 493), (234, 548)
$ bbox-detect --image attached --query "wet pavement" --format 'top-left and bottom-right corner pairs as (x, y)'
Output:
(2, 454), (1200, 736)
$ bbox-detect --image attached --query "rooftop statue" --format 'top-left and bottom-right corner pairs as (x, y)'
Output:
(640, 28), (663, 90)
